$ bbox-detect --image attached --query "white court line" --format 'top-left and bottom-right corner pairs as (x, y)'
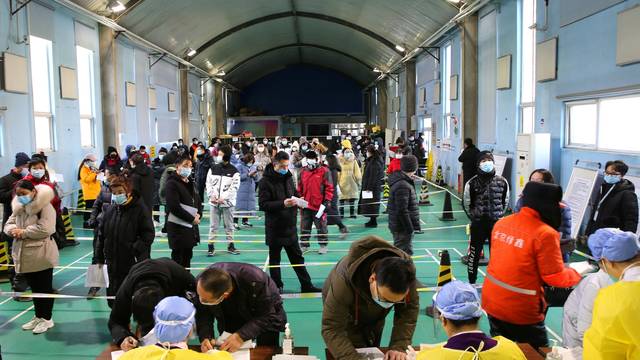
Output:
(0, 271), (87, 329)
(545, 325), (563, 343)
(0, 251), (94, 307)
(262, 255), (270, 272)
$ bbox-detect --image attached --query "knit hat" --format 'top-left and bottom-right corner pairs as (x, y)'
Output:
(476, 150), (494, 166)
(341, 139), (352, 149)
(401, 155), (418, 173)
(159, 147), (168, 154)
(14, 152), (30, 167)
(522, 181), (563, 229)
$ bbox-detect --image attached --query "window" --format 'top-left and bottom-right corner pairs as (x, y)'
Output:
(76, 46), (95, 148)
(566, 94), (640, 153)
(442, 43), (452, 139)
(30, 36), (55, 150)
(520, 0), (536, 134)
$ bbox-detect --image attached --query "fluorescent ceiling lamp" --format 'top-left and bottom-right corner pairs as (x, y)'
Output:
(373, 67), (382, 73)
(216, 70), (226, 76)
(186, 48), (197, 57)
(395, 44), (406, 52)
(109, 0), (126, 12)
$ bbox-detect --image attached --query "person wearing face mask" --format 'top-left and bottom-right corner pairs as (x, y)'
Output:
(206, 145), (241, 256)
(241, 139), (254, 155)
(150, 148), (168, 225)
(561, 228), (618, 348)
(0, 152), (31, 293)
(77, 154), (101, 228)
(99, 146), (123, 174)
(416, 280), (526, 359)
(410, 133), (426, 176)
(95, 175), (155, 305)
(291, 142), (307, 188)
(586, 160), (638, 235)
(458, 138), (480, 188)
(127, 153), (154, 217)
(298, 150), (334, 254)
(338, 147), (362, 219)
(177, 139), (189, 154)
(194, 145), (214, 203)
(196, 263), (287, 354)
(462, 151), (510, 284)
(322, 236), (419, 360)
(138, 145), (151, 165)
(325, 154), (349, 238)
(385, 146), (406, 174)
(278, 137), (291, 153)
(253, 142), (271, 182)
(189, 137), (199, 158)
(481, 181), (582, 348)
(583, 229), (640, 359)
(4, 180), (58, 334)
(387, 155), (421, 255)
(165, 157), (203, 268)
(234, 153), (258, 228)
(358, 145), (384, 228)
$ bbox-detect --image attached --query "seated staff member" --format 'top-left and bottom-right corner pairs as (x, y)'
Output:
(322, 236), (419, 360)
(109, 258), (197, 351)
(120, 296), (233, 360)
(481, 182), (581, 348)
(417, 280), (526, 359)
(196, 262), (286, 353)
(583, 229), (640, 359)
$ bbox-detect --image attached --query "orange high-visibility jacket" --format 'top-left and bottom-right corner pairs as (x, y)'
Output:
(482, 207), (581, 325)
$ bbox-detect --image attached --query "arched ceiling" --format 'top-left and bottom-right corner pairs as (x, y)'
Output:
(71, 0), (459, 87)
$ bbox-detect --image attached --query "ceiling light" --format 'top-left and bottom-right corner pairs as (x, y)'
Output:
(395, 44), (406, 52)
(447, 0), (462, 3)
(373, 67), (382, 73)
(186, 48), (197, 57)
(216, 70), (226, 76)
(109, 0), (126, 13)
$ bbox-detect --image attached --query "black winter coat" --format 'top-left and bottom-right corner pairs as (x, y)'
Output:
(387, 171), (420, 233)
(587, 179), (639, 235)
(463, 172), (510, 221)
(108, 258), (197, 345)
(458, 145), (480, 184)
(327, 163), (341, 226)
(151, 158), (165, 206)
(195, 262), (286, 342)
(358, 155), (384, 216)
(128, 164), (154, 212)
(195, 153), (214, 201)
(0, 171), (21, 226)
(165, 173), (203, 249)
(96, 196), (155, 277)
(258, 164), (299, 246)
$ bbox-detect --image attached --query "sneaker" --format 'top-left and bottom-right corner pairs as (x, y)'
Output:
(22, 317), (43, 331)
(233, 224), (241, 231)
(32, 319), (54, 334)
(318, 246), (328, 255)
(227, 245), (240, 255)
(339, 226), (349, 238)
(301, 285), (322, 293)
(364, 221), (377, 228)
(153, 221), (161, 228)
(242, 222), (253, 228)
(207, 244), (215, 257)
(87, 287), (100, 299)
(300, 246), (310, 254)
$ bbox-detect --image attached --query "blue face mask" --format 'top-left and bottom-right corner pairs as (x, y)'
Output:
(372, 284), (396, 309)
(112, 193), (127, 205)
(18, 195), (33, 205)
(604, 174), (621, 185)
(31, 169), (45, 179)
(479, 161), (494, 173)
(277, 168), (288, 175)
(178, 167), (192, 178)
(20, 168), (29, 177)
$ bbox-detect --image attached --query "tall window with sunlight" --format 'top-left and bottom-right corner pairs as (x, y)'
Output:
(30, 36), (55, 151)
(521, 0), (536, 134)
(76, 46), (95, 148)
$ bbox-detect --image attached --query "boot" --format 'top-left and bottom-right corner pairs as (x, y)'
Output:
(364, 217), (378, 228)
(207, 243), (215, 257)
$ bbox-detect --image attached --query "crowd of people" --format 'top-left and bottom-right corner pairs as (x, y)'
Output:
(1, 133), (638, 360)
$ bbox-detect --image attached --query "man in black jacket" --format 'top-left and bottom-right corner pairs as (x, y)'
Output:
(108, 258), (197, 351)
(458, 138), (480, 187)
(196, 262), (287, 353)
(127, 153), (154, 216)
(258, 151), (320, 293)
(586, 160), (638, 235)
(0, 152), (31, 291)
(387, 155), (421, 255)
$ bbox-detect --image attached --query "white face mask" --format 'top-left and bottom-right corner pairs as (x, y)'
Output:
(216, 155), (223, 163)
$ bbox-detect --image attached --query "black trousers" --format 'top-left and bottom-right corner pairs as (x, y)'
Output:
(468, 218), (496, 284)
(392, 231), (414, 255)
(171, 247), (193, 269)
(340, 199), (356, 218)
(268, 242), (313, 289)
(106, 269), (128, 308)
(23, 268), (54, 320)
(153, 205), (160, 222)
(83, 200), (95, 223)
(488, 315), (549, 348)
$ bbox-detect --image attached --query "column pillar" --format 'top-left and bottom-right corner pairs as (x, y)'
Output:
(404, 60), (416, 133)
(99, 25), (118, 148)
(460, 14), (478, 143)
(376, 81), (388, 130)
(214, 83), (225, 135)
(179, 64), (190, 140)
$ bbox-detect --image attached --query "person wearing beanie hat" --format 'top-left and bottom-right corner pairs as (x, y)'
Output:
(481, 181), (581, 348)
(120, 296), (232, 360)
(416, 280), (526, 359)
(341, 139), (352, 150)
(462, 150), (510, 284)
(100, 146), (123, 174)
(583, 229), (640, 359)
(387, 155), (421, 255)
(151, 147), (168, 224)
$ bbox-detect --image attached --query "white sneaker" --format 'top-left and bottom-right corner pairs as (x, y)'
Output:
(318, 246), (328, 255)
(22, 317), (43, 330)
(32, 319), (54, 334)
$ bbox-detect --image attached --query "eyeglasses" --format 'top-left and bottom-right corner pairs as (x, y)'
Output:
(604, 171), (621, 176)
(200, 294), (225, 306)
(374, 283), (406, 305)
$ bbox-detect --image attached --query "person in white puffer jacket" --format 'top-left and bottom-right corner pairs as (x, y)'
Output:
(205, 145), (240, 256)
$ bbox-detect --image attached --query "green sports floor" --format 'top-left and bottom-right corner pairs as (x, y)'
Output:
(0, 184), (569, 359)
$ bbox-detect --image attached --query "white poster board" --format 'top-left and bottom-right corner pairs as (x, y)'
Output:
(493, 154), (508, 177)
(563, 167), (599, 239)
(616, 5), (640, 66)
(59, 66), (78, 100)
(2, 52), (29, 94)
(536, 37), (558, 82)
(623, 174), (640, 235)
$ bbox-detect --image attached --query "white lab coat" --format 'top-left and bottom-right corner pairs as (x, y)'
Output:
(562, 270), (612, 348)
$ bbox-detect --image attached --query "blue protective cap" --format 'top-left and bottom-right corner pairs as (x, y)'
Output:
(435, 280), (483, 320)
(153, 296), (196, 344)
(588, 228), (640, 262)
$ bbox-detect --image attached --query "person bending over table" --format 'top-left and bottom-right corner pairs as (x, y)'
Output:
(196, 262), (286, 353)
(322, 236), (419, 360)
